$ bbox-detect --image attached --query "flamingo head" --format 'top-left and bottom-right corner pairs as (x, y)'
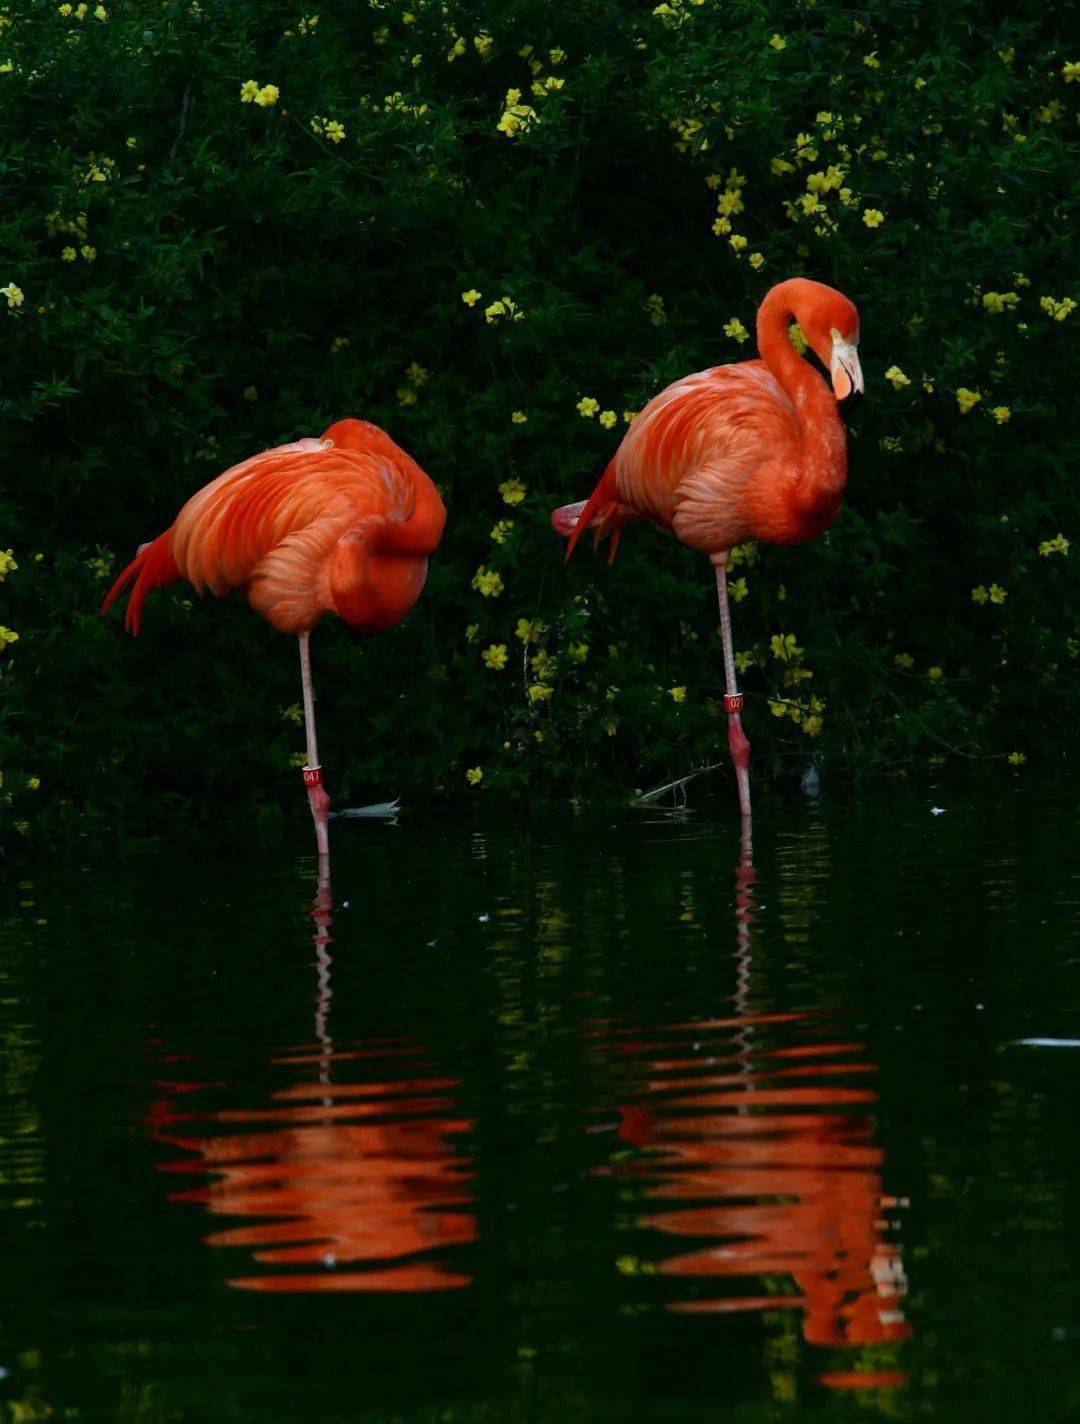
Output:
(788, 281), (864, 411)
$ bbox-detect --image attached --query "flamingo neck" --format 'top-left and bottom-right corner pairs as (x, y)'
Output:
(756, 290), (847, 511)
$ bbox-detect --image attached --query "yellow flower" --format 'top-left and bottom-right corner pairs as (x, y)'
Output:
(482, 643), (509, 670)
(576, 396), (599, 417)
(644, 293), (666, 326)
(789, 322), (808, 354)
(884, 365), (910, 390)
(474, 33), (493, 57)
(894, 652), (914, 669)
(81, 244), (96, 261)
(1, 282), (24, 309)
(26, 776), (40, 790)
(244, 385), (258, 402)
(768, 32), (786, 49)
(989, 405), (1011, 424)
(489, 519), (514, 544)
(0, 549), (16, 579)
(955, 387), (981, 414)
(599, 409), (617, 429)
(1062, 61), (1080, 83)
(528, 682), (553, 703)
(511, 410), (527, 424)
(730, 577), (748, 603)
(982, 290), (1019, 314)
(863, 51), (880, 68)
(254, 83), (279, 107)
(515, 617), (544, 644)
(325, 120), (345, 143)
(1038, 533), (1069, 557)
(669, 685), (687, 703)
(927, 666), (943, 681)
(988, 583), (1007, 604)
(622, 410), (638, 425)
(61, 246), (77, 262)
(769, 632), (803, 662)
(802, 715), (823, 737)
(465, 623), (479, 642)
(1007, 752), (1026, 766)
(567, 642), (589, 664)
(748, 252), (765, 270)
(93, 3), (106, 17)
(729, 234), (748, 252)
(1039, 295), (1076, 321)
(0, 626), (19, 647)
(862, 208), (884, 228)
(461, 289), (481, 306)
(498, 479), (526, 506)
(734, 651), (754, 674)
(240, 80), (260, 103)
(484, 296), (523, 324)
(471, 567), (504, 598)
(768, 700), (788, 718)
(466, 767), (483, 786)
(723, 317), (749, 344)
(971, 585), (988, 604)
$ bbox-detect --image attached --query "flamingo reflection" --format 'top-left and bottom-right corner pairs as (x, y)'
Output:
(598, 824), (910, 1387)
(148, 856), (475, 1293)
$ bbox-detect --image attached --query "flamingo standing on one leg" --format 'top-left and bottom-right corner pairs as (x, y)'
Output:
(551, 277), (864, 820)
(102, 418), (446, 854)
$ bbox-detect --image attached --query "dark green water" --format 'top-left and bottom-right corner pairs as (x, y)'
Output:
(2, 780), (1079, 1423)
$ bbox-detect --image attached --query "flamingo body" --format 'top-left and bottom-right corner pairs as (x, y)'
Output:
(103, 418), (446, 637)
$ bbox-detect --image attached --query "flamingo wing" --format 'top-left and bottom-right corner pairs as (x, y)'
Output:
(614, 362), (800, 554)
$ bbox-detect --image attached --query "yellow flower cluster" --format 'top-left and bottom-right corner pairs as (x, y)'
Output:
(466, 767), (483, 786)
(528, 682), (553, 703)
(971, 584), (1006, 604)
(669, 686), (687, 703)
(511, 410), (527, 425)
(955, 387), (981, 414)
(310, 116), (346, 143)
(516, 617), (545, 644)
(982, 290), (1019, 314)
(490, 519), (514, 544)
(723, 317), (749, 344)
(884, 365), (910, 389)
(240, 81), (279, 107)
(471, 567), (504, 597)
(1008, 752), (1026, 766)
(0, 549), (16, 580)
(710, 168), (747, 244)
(0, 625), (19, 648)
(770, 632), (803, 662)
(499, 479), (526, 505)
(496, 88), (538, 138)
(989, 405), (1011, 424)
(576, 396), (600, 417)
(1039, 295), (1076, 321)
(396, 359), (428, 407)
(1038, 533), (1069, 557)
(484, 296), (524, 324)
(1, 281), (23, 309)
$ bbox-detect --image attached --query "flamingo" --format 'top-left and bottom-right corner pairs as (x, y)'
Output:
(102, 418), (446, 854)
(552, 277), (864, 819)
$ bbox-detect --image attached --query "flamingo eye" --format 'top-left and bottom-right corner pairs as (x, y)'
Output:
(830, 326), (841, 341)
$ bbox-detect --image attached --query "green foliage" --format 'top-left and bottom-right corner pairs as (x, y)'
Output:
(0, 0), (1076, 844)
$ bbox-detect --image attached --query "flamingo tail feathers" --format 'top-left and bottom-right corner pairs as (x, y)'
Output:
(551, 462), (622, 563)
(101, 531), (180, 636)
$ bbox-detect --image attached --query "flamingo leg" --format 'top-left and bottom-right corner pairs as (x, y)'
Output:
(712, 553), (752, 820)
(298, 631), (331, 857)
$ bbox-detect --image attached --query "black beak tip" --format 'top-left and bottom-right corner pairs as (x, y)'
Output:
(838, 388), (863, 419)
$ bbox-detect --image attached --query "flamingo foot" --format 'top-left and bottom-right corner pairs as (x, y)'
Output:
(727, 714), (752, 821)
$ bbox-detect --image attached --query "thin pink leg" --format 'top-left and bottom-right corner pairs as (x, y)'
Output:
(298, 631), (330, 857)
(712, 553), (752, 820)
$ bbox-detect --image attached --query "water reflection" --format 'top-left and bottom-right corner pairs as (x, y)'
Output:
(147, 858), (476, 1293)
(596, 825), (911, 1389)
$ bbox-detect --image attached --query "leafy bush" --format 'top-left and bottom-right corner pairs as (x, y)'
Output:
(0, 0), (1076, 844)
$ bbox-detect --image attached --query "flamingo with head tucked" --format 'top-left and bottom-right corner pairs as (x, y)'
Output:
(552, 277), (864, 819)
(102, 418), (446, 854)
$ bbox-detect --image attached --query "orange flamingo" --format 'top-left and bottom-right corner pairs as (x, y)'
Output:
(552, 278), (863, 818)
(103, 419), (446, 852)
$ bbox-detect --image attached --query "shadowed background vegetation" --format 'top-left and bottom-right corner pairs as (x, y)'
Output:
(0, 0), (1076, 846)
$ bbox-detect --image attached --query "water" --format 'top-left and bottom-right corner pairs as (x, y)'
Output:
(2, 779), (1079, 1422)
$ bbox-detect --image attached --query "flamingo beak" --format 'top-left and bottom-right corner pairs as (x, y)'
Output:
(830, 338), (864, 412)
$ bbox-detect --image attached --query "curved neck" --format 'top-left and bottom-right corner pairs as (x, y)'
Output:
(756, 287), (846, 504)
